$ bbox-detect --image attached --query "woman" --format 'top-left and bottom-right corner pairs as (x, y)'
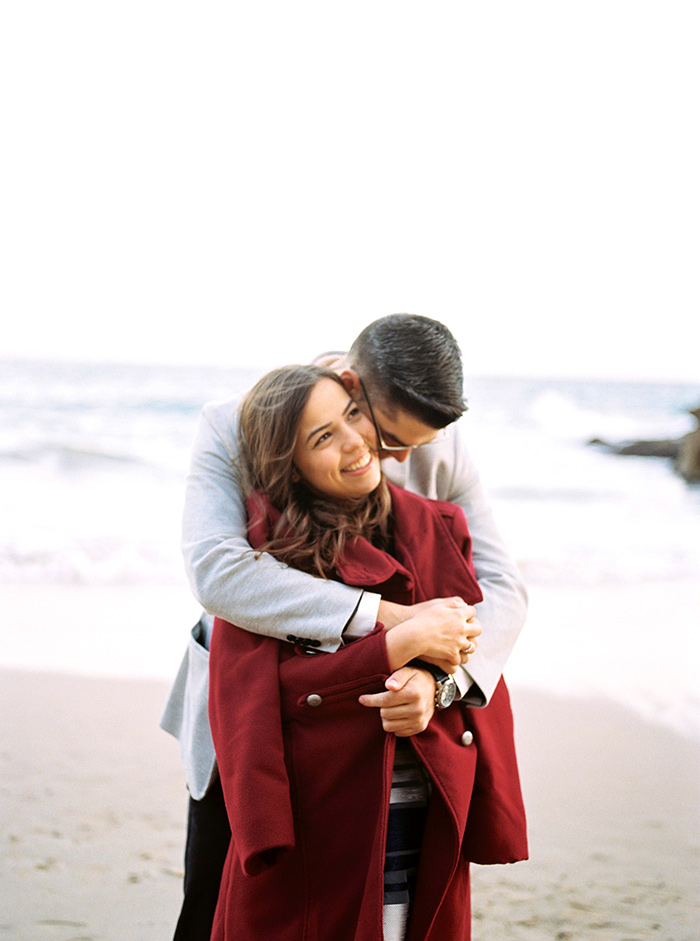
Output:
(208, 365), (527, 941)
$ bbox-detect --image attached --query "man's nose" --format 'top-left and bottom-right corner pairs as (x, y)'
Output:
(385, 448), (411, 463)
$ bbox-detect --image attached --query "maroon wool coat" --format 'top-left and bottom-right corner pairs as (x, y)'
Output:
(209, 484), (528, 941)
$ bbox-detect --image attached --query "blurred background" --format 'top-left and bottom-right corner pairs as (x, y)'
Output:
(1, 1), (699, 736)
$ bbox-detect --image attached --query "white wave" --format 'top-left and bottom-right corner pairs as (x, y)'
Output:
(524, 388), (696, 443)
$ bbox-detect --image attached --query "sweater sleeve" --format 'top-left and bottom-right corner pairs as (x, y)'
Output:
(443, 454), (527, 708)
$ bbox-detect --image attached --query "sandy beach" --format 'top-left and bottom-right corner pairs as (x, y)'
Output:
(1, 666), (697, 941)
(0, 577), (698, 940)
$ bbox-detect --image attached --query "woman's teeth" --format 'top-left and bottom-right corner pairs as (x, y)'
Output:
(344, 453), (372, 472)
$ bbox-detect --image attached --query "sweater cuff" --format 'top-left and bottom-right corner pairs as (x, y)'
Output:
(342, 590), (381, 641)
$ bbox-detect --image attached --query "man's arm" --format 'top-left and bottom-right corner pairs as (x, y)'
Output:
(440, 426), (527, 705)
(181, 397), (365, 651)
(385, 423), (528, 706)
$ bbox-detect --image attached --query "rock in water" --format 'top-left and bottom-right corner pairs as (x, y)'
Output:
(588, 405), (700, 484)
(675, 407), (700, 483)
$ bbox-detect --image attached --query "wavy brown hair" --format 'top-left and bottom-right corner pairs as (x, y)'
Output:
(237, 365), (392, 579)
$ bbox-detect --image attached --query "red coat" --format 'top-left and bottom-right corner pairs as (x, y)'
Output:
(209, 484), (527, 941)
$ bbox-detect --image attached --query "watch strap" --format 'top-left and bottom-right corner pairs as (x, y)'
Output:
(408, 658), (448, 683)
(408, 658), (456, 709)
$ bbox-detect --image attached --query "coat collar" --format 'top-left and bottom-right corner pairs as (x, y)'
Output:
(246, 482), (481, 604)
(246, 488), (412, 590)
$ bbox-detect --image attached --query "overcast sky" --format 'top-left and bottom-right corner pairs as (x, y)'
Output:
(2, 2), (698, 381)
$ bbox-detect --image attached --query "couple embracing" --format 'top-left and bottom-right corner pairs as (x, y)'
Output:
(163, 314), (528, 941)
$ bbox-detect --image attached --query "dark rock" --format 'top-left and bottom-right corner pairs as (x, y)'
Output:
(616, 439), (681, 458)
(675, 408), (700, 483)
(588, 404), (700, 484)
(587, 437), (679, 458)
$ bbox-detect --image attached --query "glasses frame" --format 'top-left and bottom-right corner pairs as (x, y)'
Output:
(357, 377), (450, 452)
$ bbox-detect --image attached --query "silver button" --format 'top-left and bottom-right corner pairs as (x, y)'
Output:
(461, 730), (473, 746)
(306, 694), (323, 708)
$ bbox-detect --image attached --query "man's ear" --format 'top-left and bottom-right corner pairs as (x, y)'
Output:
(338, 368), (361, 395)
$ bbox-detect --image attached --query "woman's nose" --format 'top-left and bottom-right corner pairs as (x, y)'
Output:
(342, 427), (365, 451)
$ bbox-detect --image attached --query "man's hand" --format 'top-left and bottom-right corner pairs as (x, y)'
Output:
(358, 666), (436, 736)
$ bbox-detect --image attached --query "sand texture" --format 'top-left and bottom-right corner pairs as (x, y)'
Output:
(1, 670), (698, 941)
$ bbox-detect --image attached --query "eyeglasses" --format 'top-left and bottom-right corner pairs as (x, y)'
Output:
(357, 378), (450, 452)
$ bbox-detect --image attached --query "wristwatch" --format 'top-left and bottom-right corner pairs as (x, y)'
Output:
(409, 659), (457, 710)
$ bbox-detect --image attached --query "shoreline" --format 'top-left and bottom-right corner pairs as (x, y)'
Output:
(1, 668), (698, 940)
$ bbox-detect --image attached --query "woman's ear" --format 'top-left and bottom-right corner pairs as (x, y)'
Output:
(291, 466), (301, 483)
(339, 368), (361, 396)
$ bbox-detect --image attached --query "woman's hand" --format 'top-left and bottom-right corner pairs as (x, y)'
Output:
(378, 596), (470, 630)
(384, 597), (482, 672)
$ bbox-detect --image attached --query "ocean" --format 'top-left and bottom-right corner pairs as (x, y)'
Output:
(2, 359), (699, 737)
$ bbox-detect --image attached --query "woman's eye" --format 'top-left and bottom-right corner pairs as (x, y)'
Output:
(348, 407), (361, 419)
(314, 432), (331, 446)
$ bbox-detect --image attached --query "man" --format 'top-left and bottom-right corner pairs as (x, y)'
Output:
(163, 314), (527, 939)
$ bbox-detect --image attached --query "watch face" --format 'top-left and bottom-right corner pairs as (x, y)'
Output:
(437, 676), (457, 709)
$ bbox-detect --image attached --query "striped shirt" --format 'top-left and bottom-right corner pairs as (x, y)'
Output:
(383, 739), (431, 941)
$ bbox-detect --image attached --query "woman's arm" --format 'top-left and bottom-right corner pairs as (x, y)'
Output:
(356, 600), (483, 738)
(383, 598), (482, 673)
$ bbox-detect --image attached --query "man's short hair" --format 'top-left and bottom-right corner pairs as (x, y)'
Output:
(349, 314), (466, 428)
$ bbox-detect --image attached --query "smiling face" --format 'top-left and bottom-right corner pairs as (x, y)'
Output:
(293, 378), (382, 502)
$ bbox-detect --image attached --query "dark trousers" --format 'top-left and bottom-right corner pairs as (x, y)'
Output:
(173, 775), (231, 941)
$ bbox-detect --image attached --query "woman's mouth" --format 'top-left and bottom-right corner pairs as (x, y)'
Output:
(343, 452), (373, 473)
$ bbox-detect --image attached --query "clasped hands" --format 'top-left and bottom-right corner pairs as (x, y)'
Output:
(358, 597), (481, 737)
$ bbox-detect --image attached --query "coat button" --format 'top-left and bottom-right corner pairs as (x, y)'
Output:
(461, 730), (474, 746)
(306, 694), (323, 708)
